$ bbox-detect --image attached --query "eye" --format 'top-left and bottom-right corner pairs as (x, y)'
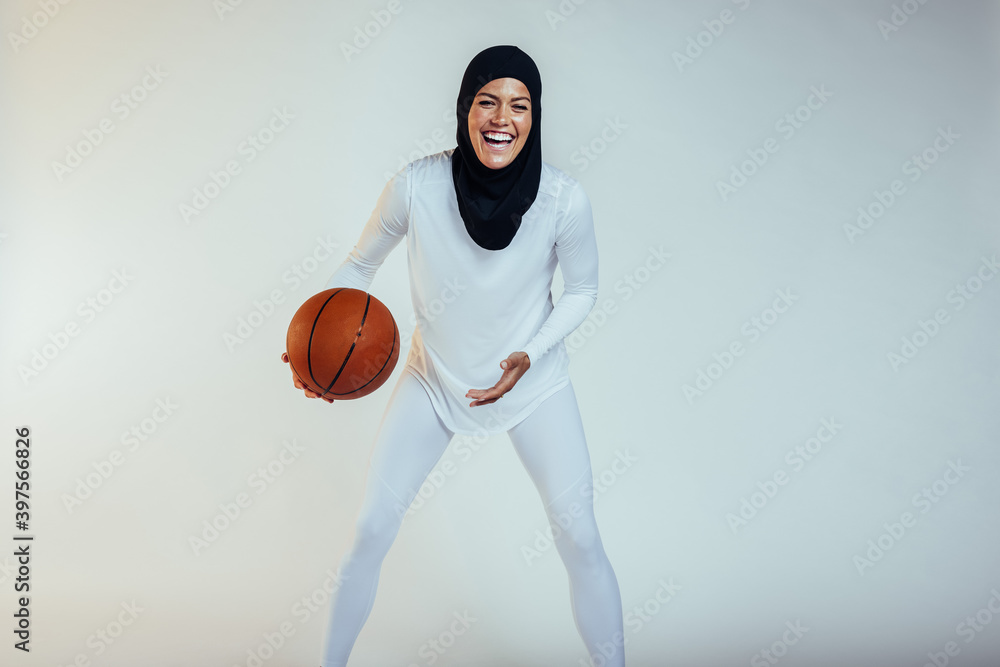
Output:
(514, 104), (528, 111)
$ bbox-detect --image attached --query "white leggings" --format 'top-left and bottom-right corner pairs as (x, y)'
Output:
(320, 370), (625, 666)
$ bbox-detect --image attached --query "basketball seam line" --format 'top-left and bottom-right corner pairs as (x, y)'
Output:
(307, 288), (345, 393)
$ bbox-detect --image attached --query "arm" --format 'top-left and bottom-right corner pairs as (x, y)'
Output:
(521, 180), (599, 364)
(325, 164), (411, 292)
(283, 167), (410, 403)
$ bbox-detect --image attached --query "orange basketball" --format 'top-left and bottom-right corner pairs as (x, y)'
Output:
(285, 288), (400, 400)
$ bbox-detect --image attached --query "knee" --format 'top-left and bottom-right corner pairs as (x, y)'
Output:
(351, 505), (403, 555)
(550, 511), (605, 570)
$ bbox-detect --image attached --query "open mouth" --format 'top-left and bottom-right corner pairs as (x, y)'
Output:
(482, 131), (514, 149)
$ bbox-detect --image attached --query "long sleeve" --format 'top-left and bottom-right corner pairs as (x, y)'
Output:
(521, 180), (599, 364)
(325, 165), (411, 292)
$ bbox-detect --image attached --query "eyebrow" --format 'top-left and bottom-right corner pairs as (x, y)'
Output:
(475, 92), (531, 103)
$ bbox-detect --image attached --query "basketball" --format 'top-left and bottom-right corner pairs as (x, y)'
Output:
(285, 288), (400, 400)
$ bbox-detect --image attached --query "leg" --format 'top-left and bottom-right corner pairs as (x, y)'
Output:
(320, 371), (454, 667)
(507, 380), (626, 667)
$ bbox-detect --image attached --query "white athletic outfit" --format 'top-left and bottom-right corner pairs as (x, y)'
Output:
(319, 149), (625, 666)
(322, 148), (599, 436)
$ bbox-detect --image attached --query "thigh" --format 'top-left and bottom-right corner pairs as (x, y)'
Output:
(507, 380), (594, 510)
(360, 370), (456, 518)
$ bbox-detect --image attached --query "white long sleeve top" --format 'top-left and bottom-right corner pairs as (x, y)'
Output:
(325, 148), (598, 436)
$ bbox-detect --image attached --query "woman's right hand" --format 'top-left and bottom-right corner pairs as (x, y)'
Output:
(281, 352), (335, 403)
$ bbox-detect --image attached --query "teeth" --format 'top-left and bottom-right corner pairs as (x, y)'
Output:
(485, 132), (513, 142)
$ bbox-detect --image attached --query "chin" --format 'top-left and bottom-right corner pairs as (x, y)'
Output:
(476, 148), (520, 169)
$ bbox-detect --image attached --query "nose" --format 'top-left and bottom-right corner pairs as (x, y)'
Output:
(490, 104), (511, 126)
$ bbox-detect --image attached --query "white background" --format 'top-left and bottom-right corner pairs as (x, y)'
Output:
(1, 0), (999, 665)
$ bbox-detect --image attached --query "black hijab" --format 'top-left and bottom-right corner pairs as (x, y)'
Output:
(452, 45), (542, 251)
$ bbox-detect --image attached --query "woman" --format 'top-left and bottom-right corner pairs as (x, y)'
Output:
(282, 44), (626, 667)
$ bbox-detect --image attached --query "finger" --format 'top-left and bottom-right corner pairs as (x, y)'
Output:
(466, 388), (493, 399)
(466, 388), (500, 401)
(469, 386), (508, 406)
(476, 393), (502, 404)
(469, 397), (499, 407)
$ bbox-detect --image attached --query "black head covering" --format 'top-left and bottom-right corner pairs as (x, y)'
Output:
(452, 45), (542, 251)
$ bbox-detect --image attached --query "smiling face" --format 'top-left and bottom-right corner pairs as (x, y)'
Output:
(467, 77), (532, 169)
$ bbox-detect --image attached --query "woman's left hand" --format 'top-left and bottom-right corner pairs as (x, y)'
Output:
(466, 351), (531, 407)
